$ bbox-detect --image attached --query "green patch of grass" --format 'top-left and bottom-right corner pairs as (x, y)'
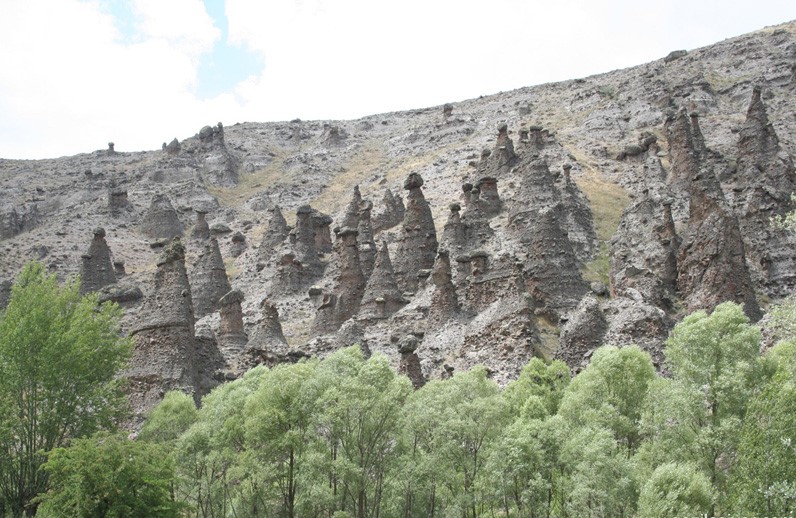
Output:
(583, 242), (611, 286)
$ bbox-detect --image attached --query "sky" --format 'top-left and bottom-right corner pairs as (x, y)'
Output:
(0, 0), (794, 159)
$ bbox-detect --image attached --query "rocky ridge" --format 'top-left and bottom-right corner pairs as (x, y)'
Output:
(2, 21), (796, 416)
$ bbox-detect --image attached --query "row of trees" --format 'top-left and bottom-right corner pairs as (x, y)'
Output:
(35, 305), (796, 517)
(1, 263), (795, 516)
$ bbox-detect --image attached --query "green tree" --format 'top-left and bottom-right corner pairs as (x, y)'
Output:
(401, 366), (509, 518)
(729, 341), (796, 515)
(240, 359), (320, 517)
(640, 302), (762, 514)
(36, 433), (184, 517)
(502, 357), (570, 418)
(0, 263), (131, 516)
(308, 347), (411, 518)
(637, 462), (713, 516)
(139, 391), (197, 444)
(558, 345), (655, 453)
(174, 366), (267, 517)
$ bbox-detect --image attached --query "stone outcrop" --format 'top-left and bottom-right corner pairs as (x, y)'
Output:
(728, 86), (796, 296)
(229, 231), (246, 258)
(555, 296), (607, 372)
(392, 173), (438, 292)
(108, 188), (130, 215)
(509, 199), (588, 320)
(189, 210), (211, 241)
(340, 185), (363, 229)
(79, 227), (117, 295)
(217, 290), (248, 370)
(245, 298), (288, 368)
(557, 165), (599, 263)
(441, 203), (466, 254)
(257, 205), (290, 264)
(312, 227), (366, 334)
(189, 237), (232, 318)
(320, 123), (347, 146)
(357, 200), (377, 278)
(0, 202), (39, 240)
(372, 188), (405, 234)
(311, 209), (333, 254)
(668, 108), (761, 319)
(359, 241), (406, 320)
(294, 205), (323, 275)
(140, 195), (183, 240)
(163, 138), (181, 155)
(428, 250), (459, 326)
(198, 122), (239, 186)
(609, 191), (679, 309)
(397, 335), (426, 389)
(127, 240), (197, 420)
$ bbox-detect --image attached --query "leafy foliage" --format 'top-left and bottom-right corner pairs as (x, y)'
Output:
(0, 263), (131, 516)
(37, 433), (183, 517)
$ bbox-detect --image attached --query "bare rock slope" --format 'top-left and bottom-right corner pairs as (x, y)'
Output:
(2, 21), (796, 409)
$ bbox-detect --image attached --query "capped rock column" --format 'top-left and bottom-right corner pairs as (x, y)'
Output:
(127, 240), (198, 420)
(392, 173), (438, 293)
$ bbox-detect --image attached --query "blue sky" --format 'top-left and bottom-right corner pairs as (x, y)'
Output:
(0, 0), (794, 159)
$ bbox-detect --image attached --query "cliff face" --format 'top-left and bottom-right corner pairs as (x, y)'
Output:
(2, 21), (796, 406)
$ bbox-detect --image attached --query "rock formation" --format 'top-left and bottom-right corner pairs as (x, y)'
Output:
(359, 240), (406, 320)
(189, 237), (232, 318)
(441, 203), (466, 254)
(428, 250), (459, 326)
(108, 188), (130, 215)
(311, 209), (333, 254)
(392, 173), (438, 293)
(294, 205), (323, 276)
(357, 200), (377, 278)
(728, 86), (796, 296)
(140, 195), (183, 240)
(79, 227), (117, 295)
(667, 108), (761, 319)
(555, 296), (607, 372)
(189, 210), (211, 241)
(372, 188), (405, 234)
(609, 192), (679, 309)
(126, 240), (197, 420)
(198, 122), (239, 186)
(245, 298), (288, 367)
(397, 335), (426, 389)
(217, 290), (248, 370)
(312, 227), (366, 334)
(257, 205), (290, 264)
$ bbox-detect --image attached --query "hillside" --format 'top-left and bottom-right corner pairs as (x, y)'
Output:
(1, 20), (795, 420)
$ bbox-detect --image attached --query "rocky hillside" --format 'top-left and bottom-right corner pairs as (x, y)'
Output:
(1, 21), (795, 421)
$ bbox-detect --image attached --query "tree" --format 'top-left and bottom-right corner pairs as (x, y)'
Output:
(637, 462), (713, 516)
(0, 262), (131, 516)
(36, 433), (184, 517)
(639, 302), (763, 514)
(558, 345), (655, 453)
(139, 391), (197, 444)
(729, 341), (796, 515)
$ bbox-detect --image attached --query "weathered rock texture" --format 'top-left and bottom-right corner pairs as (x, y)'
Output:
(140, 195), (183, 240)
(189, 210), (211, 241)
(79, 227), (116, 295)
(258, 205), (290, 264)
(312, 228), (366, 334)
(359, 241), (406, 320)
(728, 86), (796, 297)
(126, 240), (197, 421)
(392, 173), (438, 292)
(372, 188), (405, 234)
(667, 108), (761, 320)
(189, 237), (232, 318)
(245, 298), (289, 367)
